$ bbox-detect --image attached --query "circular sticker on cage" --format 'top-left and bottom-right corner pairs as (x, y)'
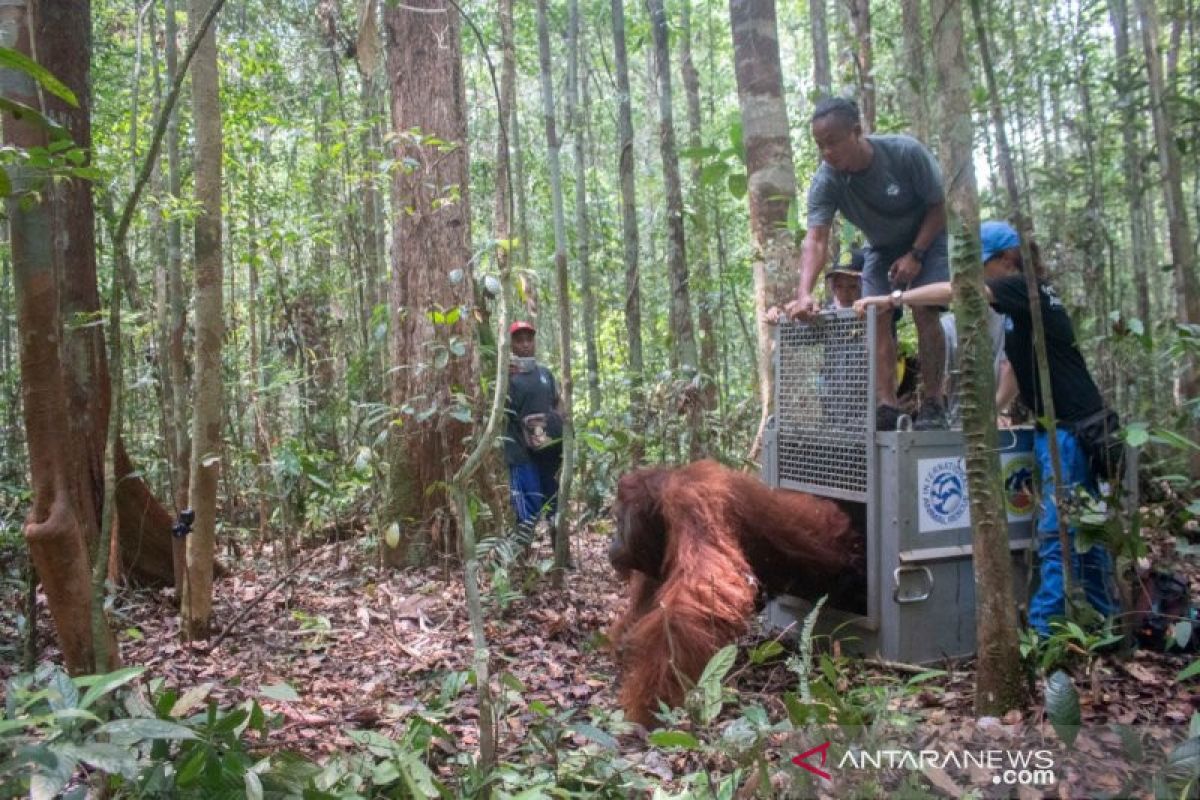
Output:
(1002, 454), (1036, 517)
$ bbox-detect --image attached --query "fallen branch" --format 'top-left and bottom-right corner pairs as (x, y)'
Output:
(201, 566), (300, 651)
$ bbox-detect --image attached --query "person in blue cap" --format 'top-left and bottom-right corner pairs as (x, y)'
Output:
(852, 220), (1118, 635)
(781, 97), (950, 432)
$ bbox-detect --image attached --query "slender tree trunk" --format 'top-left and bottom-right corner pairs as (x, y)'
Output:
(810, 0), (831, 98)
(730, 0), (798, 462)
(181, 0), (224, 641)
(567, 0), (599, 417)
(382, 0), (476, 565)
(939, 0), (1023, 715)
(1135, 0), (1200, 440)
(899, 0), (929, 140)
(165, 0), (191, 533)
(536, 0), (576, 576)
(647, 0), (702, 459)
(848, 0), (875, 132)
(681, 0), (718, 416)
(612, 0), (645, 465)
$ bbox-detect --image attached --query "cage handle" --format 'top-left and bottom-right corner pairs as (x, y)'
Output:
(893, 565), (934, 604)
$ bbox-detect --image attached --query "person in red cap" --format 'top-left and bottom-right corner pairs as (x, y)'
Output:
(505, 320), (565, 549)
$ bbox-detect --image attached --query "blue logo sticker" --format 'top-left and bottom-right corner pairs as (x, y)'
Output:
(922, 460), (968, 526)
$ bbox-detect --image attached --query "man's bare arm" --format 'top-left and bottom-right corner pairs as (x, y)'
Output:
(797, 223), (831, 299)
(913, 201), (946, 252)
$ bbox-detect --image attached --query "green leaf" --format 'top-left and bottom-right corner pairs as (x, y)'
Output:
(174, 745), (207, 786)
(697, 644), (737, 692)
(398, 751), (439, 798)
(678, 144), (719, 160)
(56, 742), (137, 779)
(1177, 621), (1194, 650)
(700, 161), (728, 187)
(1151, 428), (1200, 453)
(1166, 737), (1200, 782)
(97, 717), (199, 743)
(1043, 670), (1080, 747)
(384, 523), (401, 549)
(259, 682), (300, 702)
(78, 666), (144, 710)
(727, 172), (747, 199)
(1121, 422), (1150, 448)
(648, 730), (700, 749)
(0, 166), (10, 197)
(1178, 659), (1200, 682)
(0, 47), (78, 106)
(566, 722), (619, 750)
(748, 640), (784, 665)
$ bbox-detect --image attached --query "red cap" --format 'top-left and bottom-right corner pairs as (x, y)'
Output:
(509, 320), (536, 335)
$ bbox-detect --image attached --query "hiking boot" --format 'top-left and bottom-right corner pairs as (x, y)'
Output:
(875, 404), (901, 432)
(913, 398), (949, 431)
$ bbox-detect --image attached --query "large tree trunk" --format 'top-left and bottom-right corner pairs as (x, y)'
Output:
(3, 0), (117, 673)
(535, 0), (576, 576)
(181, 0), (224, 641)
(382, 0), (476, 566)
(946, 0), (1023, 715)
(1134, 0), (1200, 454)
(612, 0), (645, 465)
(647, 0), (702, 459)
(730, 0), (798, 462)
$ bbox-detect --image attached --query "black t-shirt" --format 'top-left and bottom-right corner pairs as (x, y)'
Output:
(985, 274), (1103, 425)
(504, 363), (561, 465)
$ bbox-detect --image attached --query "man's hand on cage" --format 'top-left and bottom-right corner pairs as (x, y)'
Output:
(765, 305), (784, 325)
(785, 293), (821, 321)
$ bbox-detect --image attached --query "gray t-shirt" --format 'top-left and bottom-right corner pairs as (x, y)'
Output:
(806, 134), (945, 250)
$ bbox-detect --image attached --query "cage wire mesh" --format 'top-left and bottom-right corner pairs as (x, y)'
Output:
(775, 312), (872, 500)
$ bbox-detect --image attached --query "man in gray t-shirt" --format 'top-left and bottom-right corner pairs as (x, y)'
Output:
(781, 98), (949, 431)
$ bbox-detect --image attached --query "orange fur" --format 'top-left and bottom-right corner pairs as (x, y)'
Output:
(608, 460), (863, 725)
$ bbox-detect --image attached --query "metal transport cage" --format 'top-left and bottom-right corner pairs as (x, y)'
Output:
(762, 310), (1034, 664)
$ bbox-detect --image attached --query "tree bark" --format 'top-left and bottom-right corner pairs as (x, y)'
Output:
(181, 0), (224, 641)
(947, 0), (1024, 715)
(810, 0), (831, 99)
(899, 0), (929, 141)
(567, 0), (600, 418)
(536, 0), (576, 576)
(647, 0), (702, 459)
(2, 0), (117, 673)
(681, 0), (718, 416)
(848, 0), (875, 132)
(612, 0), (645, 465)
(382, 0), (476, 565)
(730, 0), (798, 462)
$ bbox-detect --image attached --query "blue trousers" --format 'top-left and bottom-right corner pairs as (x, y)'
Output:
(509, 457), (560, 526)
(1029, 428), (1118, 635)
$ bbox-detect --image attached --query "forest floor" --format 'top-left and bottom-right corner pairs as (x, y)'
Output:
(3, 505), (1200, 797)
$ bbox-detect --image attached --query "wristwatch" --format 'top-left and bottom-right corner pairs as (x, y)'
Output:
(910, 246), (927, 261)
(890, 289), (904, 308)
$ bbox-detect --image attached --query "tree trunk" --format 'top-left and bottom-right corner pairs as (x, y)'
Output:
(612, 0), (645, 465)
(810, 0), (831, 99)
(181, 0), (224, 641)
(681, 0), (718, 416)
(567, 0), (600, 418)
(730, 0), (798, 462)
(2, 0), (117, 673)
(536, 0), (576, 576)
(1107, 0), (1152, 338)
(847, 0), (875, 132)
(647, 0), (702, 459)
(948, 0), (1024, 714)
(1135, 0), (1200, 444)
(382, 0), (476, 566)
(899, 0), (929, 140)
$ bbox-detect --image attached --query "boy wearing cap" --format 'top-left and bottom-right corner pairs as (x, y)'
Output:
(784, 97), (950, 432)
(853, 221), (1118, 635)
(504, 321), (564, 545)
(825, 249), (864, 310)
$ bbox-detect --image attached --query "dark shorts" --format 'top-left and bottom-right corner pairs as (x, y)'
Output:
(862, 230), (950, 300)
